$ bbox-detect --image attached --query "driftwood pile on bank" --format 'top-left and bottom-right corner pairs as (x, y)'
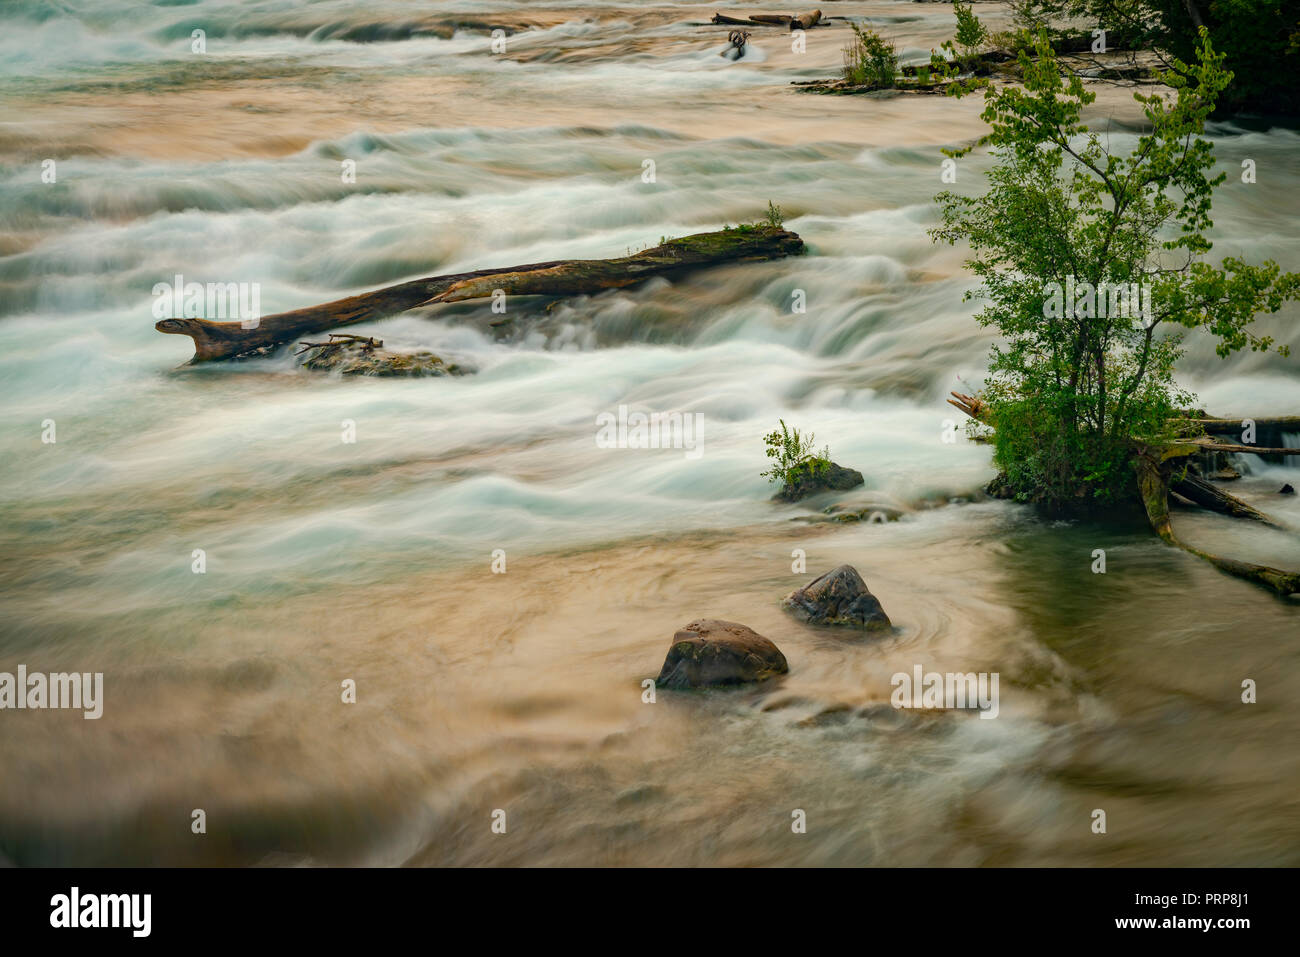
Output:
(156, 226), (804, 364)
(948, 392), (1300, 597)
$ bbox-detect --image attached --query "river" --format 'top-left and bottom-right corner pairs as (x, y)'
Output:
(1, 0), (1297, 866)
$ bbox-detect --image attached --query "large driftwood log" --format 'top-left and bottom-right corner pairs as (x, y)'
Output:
(948, 392), (1300, 597)
(791, 10), (822, 30)
(156, 227), (803, 363)
(711, 10), (823, 30)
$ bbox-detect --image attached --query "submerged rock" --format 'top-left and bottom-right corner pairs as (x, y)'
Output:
(805, 498), (906, 524)
(655, 619), (788, 689)
(296, 335), (467, 377)
(1281, 483), (1296, 495)
(772, 460), (864, 503)
(783, 564), (890, 631)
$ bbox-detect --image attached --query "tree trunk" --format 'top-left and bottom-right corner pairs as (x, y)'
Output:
(157, 227), (803, 363)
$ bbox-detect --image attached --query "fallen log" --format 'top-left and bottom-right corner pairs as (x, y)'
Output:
(1169, 472), (1281, 527)
(156, 226), (804, 363)
(1137, 453), (1300, 597)
(710, 10), (825, 29)
(791, 10), (822, 31)
(1183, 416), (1300, 433)
(1186, 437), (1300, 456)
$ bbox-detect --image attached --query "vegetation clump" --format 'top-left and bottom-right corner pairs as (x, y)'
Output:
(842, 23), (898, 88)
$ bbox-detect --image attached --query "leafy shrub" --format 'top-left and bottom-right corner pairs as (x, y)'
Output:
(842, 23), (898, 87)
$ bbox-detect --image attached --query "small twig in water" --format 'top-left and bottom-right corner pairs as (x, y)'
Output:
(295, 334), (382, 356)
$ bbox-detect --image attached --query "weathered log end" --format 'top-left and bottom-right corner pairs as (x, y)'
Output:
(156, 316), (259, 364)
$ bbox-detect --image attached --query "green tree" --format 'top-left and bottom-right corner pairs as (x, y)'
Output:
(931, 30), (1300, 509)
(953, 1), (990, 62)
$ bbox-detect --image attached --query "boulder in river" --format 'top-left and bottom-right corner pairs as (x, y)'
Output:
(655, 619), (789, 689)
(296, 335), (467, 377)
(783, 564), (890, 631)
(772, 460), (864, 503)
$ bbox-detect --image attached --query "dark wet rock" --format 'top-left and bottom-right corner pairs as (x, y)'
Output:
(655, 619), (788, 689)
(758, 693), (819, 713)
(1281, 483), (1296, 495)
(984, 473), (1017, 500)
(783, 564), (890, 631)
(802, 499), (906, 524)
(772, 460), (864, 503)
(296, 335), (468, 377)
(794, 702), (854, 729)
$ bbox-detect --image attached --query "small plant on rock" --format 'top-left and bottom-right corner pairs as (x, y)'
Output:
(761, 420), (831, 489)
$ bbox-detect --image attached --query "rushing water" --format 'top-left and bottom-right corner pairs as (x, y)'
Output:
(1, 1), (1298, 866)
